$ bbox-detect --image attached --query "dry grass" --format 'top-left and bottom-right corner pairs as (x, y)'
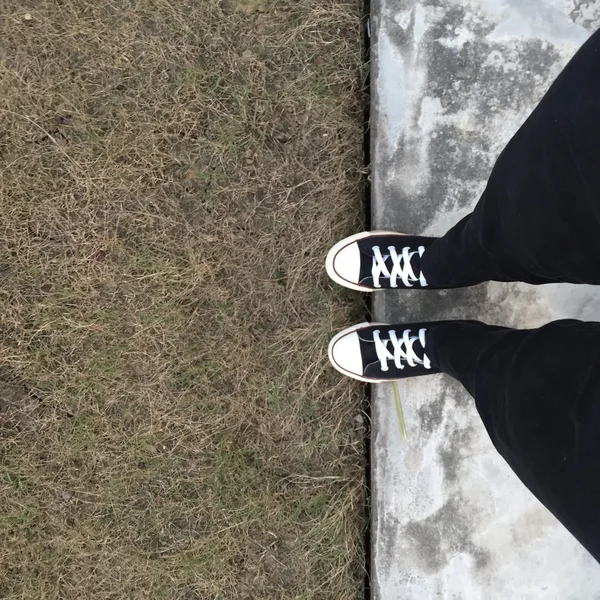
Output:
(0, 1), (366, 598)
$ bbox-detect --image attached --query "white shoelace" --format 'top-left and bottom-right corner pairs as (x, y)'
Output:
(373, 328), (432, 372)
(371, 245), (428, 288)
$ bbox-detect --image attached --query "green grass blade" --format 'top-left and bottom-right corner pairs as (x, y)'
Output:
(392, 380), (408, 441)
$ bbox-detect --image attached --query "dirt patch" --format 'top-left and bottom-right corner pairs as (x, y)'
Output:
(0, 380), (40, 425)
(0, 1), (366, 598)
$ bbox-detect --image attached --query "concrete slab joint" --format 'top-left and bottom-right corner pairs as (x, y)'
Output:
(371, 1), (600, 598)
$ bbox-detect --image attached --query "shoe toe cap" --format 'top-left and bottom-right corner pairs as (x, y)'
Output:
(331, 242), (361, 285)
(329, 331), (363, 377)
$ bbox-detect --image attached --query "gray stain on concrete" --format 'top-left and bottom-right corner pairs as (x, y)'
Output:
(437, 423), (475, 485)
(417, 393), (445, 435)
(404, 496), (491, 574)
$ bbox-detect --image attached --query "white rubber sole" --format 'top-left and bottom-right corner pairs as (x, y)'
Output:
(325, 230), (407, 292)
(328, 321), (389, 383)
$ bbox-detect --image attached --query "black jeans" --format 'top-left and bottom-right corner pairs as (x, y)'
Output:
(419, 30), (600, 561)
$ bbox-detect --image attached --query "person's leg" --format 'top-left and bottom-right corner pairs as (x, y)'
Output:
(427, 320), (600, 561)
(330, 319), (600, 560)
(422, 28), (600, 287)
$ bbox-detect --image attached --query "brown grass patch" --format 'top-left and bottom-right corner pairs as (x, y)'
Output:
(0, 1), (366, 598)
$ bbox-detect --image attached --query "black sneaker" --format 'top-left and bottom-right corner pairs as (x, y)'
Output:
(326, 231), (439, 291)
(328, 322), (440, 382)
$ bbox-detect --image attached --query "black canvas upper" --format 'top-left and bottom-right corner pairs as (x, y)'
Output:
(355, 235), (439, 289)
(355, 324), (441, 380)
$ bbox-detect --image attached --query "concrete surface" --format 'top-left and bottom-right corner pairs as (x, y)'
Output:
(371, 1), (600, 598)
